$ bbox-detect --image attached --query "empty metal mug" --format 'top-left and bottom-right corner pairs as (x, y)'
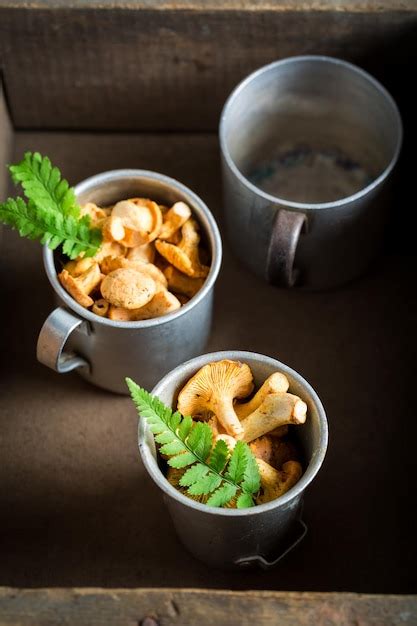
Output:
(37, 170), (222, 394)
(220, 56), (402, 289)
(139, 350), (328, 569)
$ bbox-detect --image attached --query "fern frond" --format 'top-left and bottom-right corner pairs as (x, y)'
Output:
(126, 378), (261, 509)
(0, 197), (101, 259)
(9, 152), (80, 218)
(209, 439), (229, 473)
(1, 152), (102, 258)
(207, 483), (238, 508)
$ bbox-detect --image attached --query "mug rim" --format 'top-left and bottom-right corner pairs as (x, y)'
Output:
(43, 169), (222, 329)
(138, 350), (328, 517)
(219, 54), (403, 211)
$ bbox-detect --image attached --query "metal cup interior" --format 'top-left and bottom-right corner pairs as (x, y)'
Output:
(221, 56), (402, 206)
(139, 351), (328, 518)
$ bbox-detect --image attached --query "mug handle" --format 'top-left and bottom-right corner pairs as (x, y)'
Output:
(234, 518), (308, 570)
(37, 307), (91, 373)
(266, 208), (307, 287)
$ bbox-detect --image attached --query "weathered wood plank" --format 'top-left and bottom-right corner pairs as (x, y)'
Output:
(0, 588), (416, 626)
(0, 6), (415, 130)
(0, 1), (416, 9)
(0, 84), (12, 197)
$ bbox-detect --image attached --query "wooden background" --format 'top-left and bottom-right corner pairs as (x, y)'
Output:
(0, 1), (416, 622)
(0, 1), (416, 131)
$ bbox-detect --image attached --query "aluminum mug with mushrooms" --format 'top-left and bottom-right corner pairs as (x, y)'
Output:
(166, 359), (308, 506)
(139, 351), (328, 569)
(57, 197), (210, 321)
(37, 170), (222, 393)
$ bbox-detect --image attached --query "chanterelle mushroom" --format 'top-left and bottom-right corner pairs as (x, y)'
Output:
(155, 219), (210, 278)
(109, 288), (180, 321)
(235, 372), (290, 419)
(256, 459), (302, 504)
(241, 392), (307, 443)
(126, 242), (155, 264)
(63, 256), (96, 277)
(159, 202), (192, 241)
(100, 268), (156, 309)
(80, 202), (108, 227)
(58, 263), (102, 308)
(177, 360), (254, 438)
(163, 266), (204, 298)
(112, 198), (162, 247)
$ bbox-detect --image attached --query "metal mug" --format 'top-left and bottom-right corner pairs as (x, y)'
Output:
(37, 170), (222, 394)
(138, 350), (328, 570)
(220, 56), (402, 289)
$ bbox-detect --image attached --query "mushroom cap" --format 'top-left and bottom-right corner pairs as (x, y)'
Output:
(63, 256), (96, 277)
(154, 239), (189, 275)
(93, 241), (126, 263)
(100, 268), (156, 309)
(155, 219), (209, 278)
(130, 289), (181, 320)
(102, 215), (126, 242)
(126, 242), (155, 264)
(112, 198), (162, 246)
(59, 269), (94, 308)
(80, 202), (109, 226)
(164, 266), (204, 298)
(100, 256), (167, 288)
(177, 359), (254, 418)
(159, 201), (192, 240)
(58, 264), (102, 308)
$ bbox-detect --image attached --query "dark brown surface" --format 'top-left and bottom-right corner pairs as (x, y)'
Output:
(0, 4), (416, 131)
(0, 130), (416, 592)
(0, 588), (416, 626)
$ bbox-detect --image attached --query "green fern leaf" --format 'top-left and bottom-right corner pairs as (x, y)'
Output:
(1, 152), (102, 258)
(167, 452), (197, 469)
(236, 492), (254, 509)
(126, 378), (261, 509)
(207, 484), (238, 508)
(9, 152), (80, 218)
(159, 440), (187, 456)
(155, 432), (177, 445)
(179, 463), (209, 487)
(209, 439), (229, 473)
(226, 441), (248, 484)
(240, 446), (262, 495)
(187, 472), (222, 496)
(178, 415), (193, 440)
(187, 422), (213, 460)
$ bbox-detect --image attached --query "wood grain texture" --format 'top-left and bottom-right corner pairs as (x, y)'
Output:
(0, 588), (416, 625)
(0, 1), (416, 9)
(0, 84), (12, 196)
(0, 6), (415, 130)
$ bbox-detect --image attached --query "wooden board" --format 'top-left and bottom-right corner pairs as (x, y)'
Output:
(0, 128), (416, 592)
(0, 588), (416, 625)
(0, 82), (12, 197)
(0, 4), (416, 130)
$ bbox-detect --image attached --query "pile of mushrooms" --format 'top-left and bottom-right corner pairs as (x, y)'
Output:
(169, 359), (307, 505)
(58, 198), (210, 320)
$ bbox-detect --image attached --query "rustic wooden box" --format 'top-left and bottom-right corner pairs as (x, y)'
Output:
(0, 1), (416, 623)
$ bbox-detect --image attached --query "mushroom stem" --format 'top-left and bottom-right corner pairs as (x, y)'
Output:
(235, 372), (290, 419)
(256, 459), (303, 503)
(159, 202), (192, 240)
(240, 393), (307, 443)
(215, 397), (245, 438)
